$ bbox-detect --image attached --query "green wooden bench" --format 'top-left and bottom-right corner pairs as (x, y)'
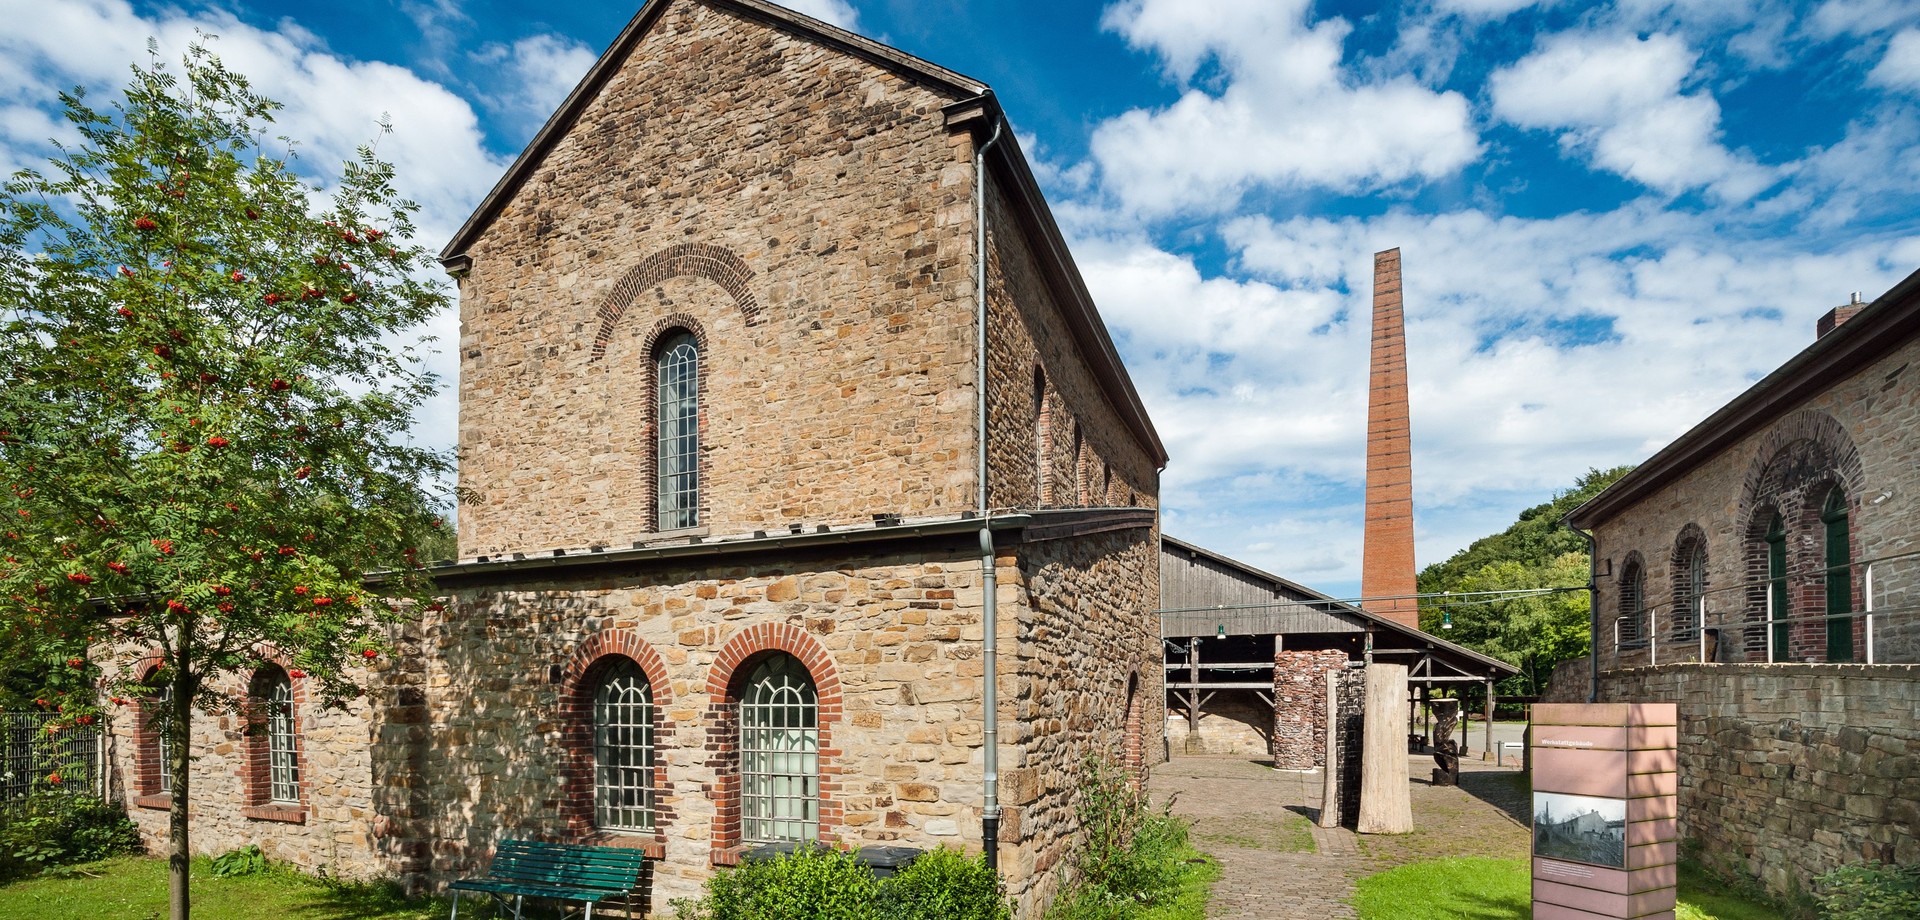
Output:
(449, 839), (650, 920)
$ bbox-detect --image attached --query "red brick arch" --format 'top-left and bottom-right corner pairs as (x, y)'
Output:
(704, 623), (843, 863)
(588, 243), (761, 361)
(559, 631), (674, 854)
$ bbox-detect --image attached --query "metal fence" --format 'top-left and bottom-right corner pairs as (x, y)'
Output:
(1, 711), (103, 801)
(1607, 547), (1920, 666)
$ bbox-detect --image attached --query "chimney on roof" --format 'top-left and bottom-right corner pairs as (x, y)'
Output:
(1362, 248), (1419, 630)
(1817, 291), (1866, 340)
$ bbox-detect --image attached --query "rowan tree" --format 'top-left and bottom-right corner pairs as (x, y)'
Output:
(0, 44), (452, 919)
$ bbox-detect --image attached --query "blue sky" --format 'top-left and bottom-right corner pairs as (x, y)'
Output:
(6, 0), (1920, 599)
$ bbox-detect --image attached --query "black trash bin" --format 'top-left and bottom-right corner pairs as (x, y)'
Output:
(853, 845), (923, 880)
(738, 842), (923, 879)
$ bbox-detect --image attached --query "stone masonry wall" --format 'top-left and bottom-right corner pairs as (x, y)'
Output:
(1273, 650), (1348, 769)
(1589, 663), (1920, 900)
(1591, 335), (1920, 669)
(1002, 522), (1162, 918)
(106, 660), (387, 878)
(455, 0), (981, 558)
(982, 173), (1159, 514)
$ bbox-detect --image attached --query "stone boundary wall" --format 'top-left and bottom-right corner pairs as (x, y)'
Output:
(1272, 650), (1348, 769)
(1580, 663), (1919, 900)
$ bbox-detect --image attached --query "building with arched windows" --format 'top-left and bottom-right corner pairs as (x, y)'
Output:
(107, 1), (1168, 915)
(1561, 270), (1920, 895)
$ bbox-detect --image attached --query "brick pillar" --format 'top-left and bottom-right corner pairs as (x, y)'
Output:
(1362, 248), (1419, 629)
(1272, 650), (1349, 769)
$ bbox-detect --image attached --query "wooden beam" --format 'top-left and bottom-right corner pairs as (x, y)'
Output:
(1358, 663), (1412, 834)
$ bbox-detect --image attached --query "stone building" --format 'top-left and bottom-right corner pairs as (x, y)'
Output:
(105, 1), (1169, 914)
(1560, 268), (1920, 896)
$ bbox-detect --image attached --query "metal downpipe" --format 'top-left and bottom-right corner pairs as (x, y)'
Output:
(974, 106), (1006, 872)
(1569, 521), (1600, 703)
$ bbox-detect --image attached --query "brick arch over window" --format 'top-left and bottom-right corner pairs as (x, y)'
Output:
(703, 624), (844, 863)
(1737, 410), (1865, 511)
(558, 631), (674, 854)
(589, 243), (761, 361)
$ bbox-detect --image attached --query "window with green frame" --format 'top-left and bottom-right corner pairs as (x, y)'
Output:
(1767, 512), (1789, 662)
(1822, 490), (1853, 662)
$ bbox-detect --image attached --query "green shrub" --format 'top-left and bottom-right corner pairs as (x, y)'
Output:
(879, 847), (1010, 920)
(680, 845), (881, 920)
(211, 844), (269, 878)
(1815, 861), (1920, 920)
(0, 792), (140, 882)
(1044, 756), (1197, 920)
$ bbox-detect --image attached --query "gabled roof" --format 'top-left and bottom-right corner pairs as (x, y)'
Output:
(437, 0), (1168, 468)
(440, 0), (986, 264)
(1567, 264), (1920, 530)
(1159, 535), (1518, 677)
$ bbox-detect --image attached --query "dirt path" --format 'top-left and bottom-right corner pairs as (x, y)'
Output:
(1153, 755), (1530, 919)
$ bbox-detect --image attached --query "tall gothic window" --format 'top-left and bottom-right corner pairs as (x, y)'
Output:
(1033, 369), (1050, 505)
(656, 332), (700, 530)
(1672, 532), (1707, 642)
(1823, 490), (1853, 662)
(1767, 513), (1789, 662)
(593, 659), (655, 831)
(263, 673), (299, 805)
(739, 654), (818, 843)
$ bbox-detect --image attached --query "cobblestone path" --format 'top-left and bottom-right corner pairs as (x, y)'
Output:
(1154, 755), (1530, 919)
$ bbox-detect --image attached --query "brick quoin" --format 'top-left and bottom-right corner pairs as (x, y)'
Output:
(556, 631), (675, 856)
(703, 624), (844, 864)
(1363, 247), (1419, 629)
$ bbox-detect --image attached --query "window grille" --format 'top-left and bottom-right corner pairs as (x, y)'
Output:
(739, 654), (818, 843)
(266, 675), (299, 805)
(656, 333), (700, 530)
(593, 660), (654, 831)
(1619, 560), (1646, 645)
(156, 684), (174, 795)
(1767, 513), (1789, 661)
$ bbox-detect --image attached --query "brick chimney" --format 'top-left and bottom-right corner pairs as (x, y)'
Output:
(1362, 248), (1419, 629)
(1817, 292), (1865, 340)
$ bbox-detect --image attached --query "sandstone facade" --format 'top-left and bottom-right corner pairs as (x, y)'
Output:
(103, 2), (1167, 916)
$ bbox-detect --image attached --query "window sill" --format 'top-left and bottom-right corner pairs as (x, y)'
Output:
(710, 845), (743, 867)
(241, 804), (307, 824)
(132, 794), (171, 811)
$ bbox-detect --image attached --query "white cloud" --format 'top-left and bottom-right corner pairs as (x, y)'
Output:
(1490, 32), (1775, 202)
(776, 0), (863, 33)
(1870, 29), (1920, 89)
(1087, 0), (1481, 215)
(1808, 0), (1920, 38)
(1433, 0), (1554, 18)
(0, 0), (504, 457)
(471, 33), (598, 139)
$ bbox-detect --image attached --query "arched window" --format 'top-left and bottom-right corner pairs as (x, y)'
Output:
(1670, 528), (1707, 642)
(1071, 424), (1084, 506)
(1766, 513), (1789, 661)
(656, 331), (700, 530)
(1822, 490), (1853, 662)
(1618, 557), (1645, 647)
(739, 654), (818, 843)
(593, 659), (655, 831)
(262, 671), (299, 805)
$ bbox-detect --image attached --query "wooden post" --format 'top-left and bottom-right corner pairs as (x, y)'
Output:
(1319, 669), (1341, 828)
(1483, 678), (1495, 762)
(1358, 663), (1412, 834)
(1187, 639), (1200, 736)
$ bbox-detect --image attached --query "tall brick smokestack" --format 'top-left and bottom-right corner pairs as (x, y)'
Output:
(1362, 248), (1418, 629)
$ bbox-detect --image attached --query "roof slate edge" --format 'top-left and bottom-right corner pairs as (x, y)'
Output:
(437, 0), (988, 264)
(1160, 535), (1519, 676)
(1565, 264), (1920, 530)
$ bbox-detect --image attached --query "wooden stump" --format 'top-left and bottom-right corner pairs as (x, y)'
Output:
(1319, 669), (1341, 828)
(1358, 663), (1413, 834)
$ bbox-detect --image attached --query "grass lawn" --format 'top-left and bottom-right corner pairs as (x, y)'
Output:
(0, 856), (448, 920)
(1351, 857), (1786, 920)
(1139, 849), (1221, 920)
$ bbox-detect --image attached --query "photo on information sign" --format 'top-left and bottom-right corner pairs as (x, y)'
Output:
(1533, 791), (1627, 869)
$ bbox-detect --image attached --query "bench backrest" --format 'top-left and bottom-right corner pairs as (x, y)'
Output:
(485, 840), (650, 892)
